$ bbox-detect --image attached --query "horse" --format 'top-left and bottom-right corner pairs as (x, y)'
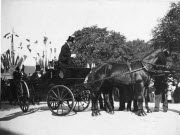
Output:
(87, 48), (168, 116)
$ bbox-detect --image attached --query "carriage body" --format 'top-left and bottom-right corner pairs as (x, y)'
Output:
(19, 63), (91, 116)
(46, 66), (91, 116)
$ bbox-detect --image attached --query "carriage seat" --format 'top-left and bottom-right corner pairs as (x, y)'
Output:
(54, 61), (68, 69)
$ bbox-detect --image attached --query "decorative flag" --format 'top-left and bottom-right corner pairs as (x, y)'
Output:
(3, 33), (10, 38)
(27, 44), (31, 52)
(18, 42), (23, 49)
(26, 39), (30, 42)
(43, 36), (48, 44)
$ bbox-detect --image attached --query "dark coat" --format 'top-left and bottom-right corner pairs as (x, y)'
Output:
(154, 75), (168, 95)
(58, 43), (71, 62)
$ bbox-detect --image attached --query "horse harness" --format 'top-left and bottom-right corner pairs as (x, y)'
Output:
(86, 60), (176, 85)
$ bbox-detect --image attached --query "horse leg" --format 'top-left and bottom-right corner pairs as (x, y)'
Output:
(102, 85), (114, 114)
(137, 82), (147, 116)
(119, 87), (126, 111)
(94, 90), (102, 116)
(127, 100), (132, 111)
(127, 85), (134, 111)
(91, 92), (100, 116)
(133, 99), (138, 112)
(91, 97), (96, 116)
(104, 93), (114, 114)
(109, 89), (114, 111)
(145, 87), (152, 113)
(99, 93), (105, 110)
(91, 96), (101, 116)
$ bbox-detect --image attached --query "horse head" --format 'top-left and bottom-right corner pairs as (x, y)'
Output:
(142, 47), (169, 66)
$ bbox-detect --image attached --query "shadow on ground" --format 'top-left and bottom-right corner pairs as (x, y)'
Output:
(0, 108), (40, 121)
(0, 102), (50, 121)
(0, 128), (22, 135)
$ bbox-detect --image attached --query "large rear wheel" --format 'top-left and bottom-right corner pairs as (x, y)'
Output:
(47, 85), (74, 116)
(17, 80), (30, 112)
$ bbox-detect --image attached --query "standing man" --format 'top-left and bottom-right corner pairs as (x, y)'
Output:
(154, 75), (168, 112)
(58, 36), (76, 66)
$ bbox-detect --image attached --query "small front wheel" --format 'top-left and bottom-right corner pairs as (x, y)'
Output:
(47, 85), (74, 116)
(73, 86), (91, 112)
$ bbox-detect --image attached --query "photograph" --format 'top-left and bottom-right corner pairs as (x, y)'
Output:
(1, 0), (180, 135)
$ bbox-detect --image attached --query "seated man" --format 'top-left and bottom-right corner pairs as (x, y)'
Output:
(58, 36), (76, 67)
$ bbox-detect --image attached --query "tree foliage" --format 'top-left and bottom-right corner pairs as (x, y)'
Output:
(71, 25), (127, 66)
(126, 39), (153, 61)
(152, 2), (180, 52)
(71, 25), (152, 66)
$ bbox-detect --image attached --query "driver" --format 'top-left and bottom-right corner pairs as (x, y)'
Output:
(58, 36), (76, 66)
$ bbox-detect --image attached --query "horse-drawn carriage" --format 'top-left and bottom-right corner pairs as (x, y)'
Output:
(16, 61), (91, 116)
(2, 47), (179, 116)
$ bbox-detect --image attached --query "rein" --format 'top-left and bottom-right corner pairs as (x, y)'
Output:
(85, 61), (176, 85)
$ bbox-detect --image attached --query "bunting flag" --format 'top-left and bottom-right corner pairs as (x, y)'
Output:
(15, 55), (20, 65)
(43, 36), (48, 44)
(3, 51), (10, 70)
(26, 39), (30, 42)
(27, 44), (31, 52)
(18, 42), (23, 49)
(3, 33), (10, 38)
(17, 55), (27, 68)
(7, 50), (12, 66)
(15, 34), (19, 37)
(6, 49), (10, 54)
(1, 61), (4, 72)
(1, 55), (5, 70)
(34, 40), (38, 44)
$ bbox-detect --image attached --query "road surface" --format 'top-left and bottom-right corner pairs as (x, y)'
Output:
(0, 102), (180, 135)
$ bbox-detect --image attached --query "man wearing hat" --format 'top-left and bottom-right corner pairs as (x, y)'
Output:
(58, 36), (76, 66)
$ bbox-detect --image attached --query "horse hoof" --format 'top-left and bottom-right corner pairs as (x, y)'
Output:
(127, 108), (131, 112)
(109, 111), (114, 115)
(92, 113), (96, 116)
(132, 108), (138, 112)
(137, 110), (146, 116)
(138, 113), (145, 116)
(147, 109), (152, 113)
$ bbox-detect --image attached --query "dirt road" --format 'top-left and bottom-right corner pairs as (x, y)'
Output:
(0, 102), (180, 135)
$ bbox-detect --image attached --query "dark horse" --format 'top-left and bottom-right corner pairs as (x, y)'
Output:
(87, 48), (168, 116)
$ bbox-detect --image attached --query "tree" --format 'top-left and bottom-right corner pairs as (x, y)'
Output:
(126, 39), (153, 61)
(152, 2), (180, 52)
(71, 25), (152, 67)
(72, 25), (126, 66)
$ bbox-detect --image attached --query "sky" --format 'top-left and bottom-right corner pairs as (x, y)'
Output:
(1, 0), (177, 54)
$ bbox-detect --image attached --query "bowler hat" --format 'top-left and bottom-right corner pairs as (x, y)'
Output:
(67, 36), (75, 43)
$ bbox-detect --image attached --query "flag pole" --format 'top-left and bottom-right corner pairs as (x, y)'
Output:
(11, 28), (15, 65)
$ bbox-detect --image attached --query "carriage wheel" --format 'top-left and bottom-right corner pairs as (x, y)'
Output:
(17, 80), (30, 112)
(47, 85), (74, 116)
(73, 86), (91, 112)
